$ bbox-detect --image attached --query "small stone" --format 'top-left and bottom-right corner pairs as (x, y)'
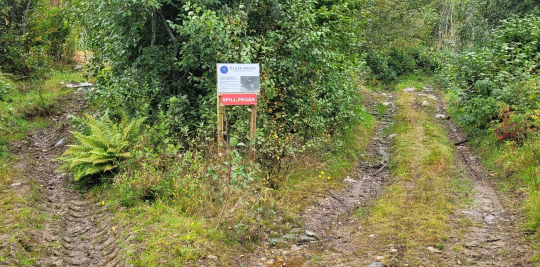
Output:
(10, 183), (22, 187)
(427, 247), (442, 253)
(418, 93), (437, 101)
(305, 230), (316, 237)
(387, 134), (397, 139)
(207, 255), (218, 261)
(291, 245), (300, 251)
(423, 87), (433, 91)
(54, 138), (66, 148)
(382, 102), (392, 107)
(368, 262), (383, 267)
(290, 228), (302, 233)
(375, 256), (384, 261)
(389, 248), (398, 253)
(435, 114), (446, 119)
(465, 241), (479, 248)
(282, 234), (296, 240)
(299, 235), (317, 243)
(484, 215), (495, 224)
(344, 178), (357, 183)
(270, 238), (283, 245)
(381, 93), (388, 96)
(369, 234), (375, 238)
(422, 101), (430, 107)
(403, 87), (415, 92)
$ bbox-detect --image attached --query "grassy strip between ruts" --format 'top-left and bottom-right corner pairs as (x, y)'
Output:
(99, 89), (378, 266)
(353, 78), (465, 265)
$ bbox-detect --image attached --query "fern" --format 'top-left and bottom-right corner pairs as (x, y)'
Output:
(58, 113), (146, 181)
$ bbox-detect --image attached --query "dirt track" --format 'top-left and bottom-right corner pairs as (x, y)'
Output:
(4, 93), (127, 267)
(434, 92), (534, 266)
(245, 87), (535, 266)
(0, 88), (535, 267)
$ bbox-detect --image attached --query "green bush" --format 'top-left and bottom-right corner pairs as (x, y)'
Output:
(0, 0), (77, 74)
(0, 78), (12, 102)
(365, 47), (440, 83)
(440, 15), (540, 132)
(58, 113), (146, 181)
(81, 0), (372, 186)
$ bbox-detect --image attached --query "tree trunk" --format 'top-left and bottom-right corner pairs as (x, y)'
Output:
(22, 0), (32, 36)
(151, 6), (156, 48)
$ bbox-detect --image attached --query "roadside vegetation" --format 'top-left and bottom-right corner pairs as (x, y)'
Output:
(2, 0), (540, 265)
(435, 5), (540, 238)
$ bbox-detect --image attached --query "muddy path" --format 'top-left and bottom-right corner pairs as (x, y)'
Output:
(4, 92), (127, 267)
(245, 91), (398, 266)
(244, 87), (535, 267)
(430, 91), (534, 266)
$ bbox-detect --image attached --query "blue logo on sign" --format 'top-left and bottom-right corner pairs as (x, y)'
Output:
(220, 66), (228, 74)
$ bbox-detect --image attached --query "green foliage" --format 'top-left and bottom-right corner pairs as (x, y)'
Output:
(58, 113), (146, 181)
(0, 0), (78, 74)
(81, 0), (373, 188)
(0, 78), (13, 101)
(434, 0), (540, 50)
(439, 15), (540, 134)
(365, 47), (440, 82)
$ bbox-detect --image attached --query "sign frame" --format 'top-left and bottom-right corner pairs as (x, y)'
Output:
(216, 63), (259, 160)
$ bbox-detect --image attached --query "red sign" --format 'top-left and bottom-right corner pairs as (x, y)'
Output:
(221, 94), (257, 105)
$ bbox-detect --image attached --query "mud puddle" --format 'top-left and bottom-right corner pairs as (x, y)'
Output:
(3, 92), (127, 266)
(245, 91), (398, 267)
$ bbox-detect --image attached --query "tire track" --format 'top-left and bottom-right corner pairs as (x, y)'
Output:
(245, 91), (397, 266)
(8, 93), (128, 267)
(430, 90), (534, 266)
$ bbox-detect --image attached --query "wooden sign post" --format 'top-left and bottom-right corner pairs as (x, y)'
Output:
(216, 63), (260, 159)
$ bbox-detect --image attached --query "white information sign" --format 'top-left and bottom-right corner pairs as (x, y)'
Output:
(217, 63), (260, 94)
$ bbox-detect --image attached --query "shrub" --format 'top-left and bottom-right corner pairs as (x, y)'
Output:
(0, 78), (12, 102)
(82, 0), (370, 155)
(365, 47), (440, 83)
(58, 113), (146, 181)
(440, 15), (540, 135)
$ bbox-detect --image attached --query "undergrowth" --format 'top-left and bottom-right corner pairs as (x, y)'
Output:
(86, 90), (377, 265)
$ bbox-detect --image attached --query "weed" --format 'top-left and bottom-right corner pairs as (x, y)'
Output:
(356, 208), (366, 217)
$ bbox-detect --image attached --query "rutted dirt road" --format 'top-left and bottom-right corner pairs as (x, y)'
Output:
(245, 91), (398, 266)
(3, 92), (127, 266)
(433, 91), (534, 266)
(245, 87), (535, 266)
(0, 86), (535, 266)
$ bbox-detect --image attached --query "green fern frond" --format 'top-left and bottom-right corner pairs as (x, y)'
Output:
(56, 113), (146, 181)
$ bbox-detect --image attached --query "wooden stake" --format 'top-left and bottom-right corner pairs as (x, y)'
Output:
(249, 104), (257, 161)
(217, 94), (224, 153)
